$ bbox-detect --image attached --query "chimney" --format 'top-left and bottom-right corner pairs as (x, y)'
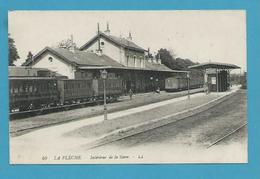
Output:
(147, 48), (152, 63)
(157, 52), (161, 64)
(96, 22), (102, 55)
(104, 22), (110, 36)
(69, 34), (76, 53)
(127, 31), (132, 41)
(97, 22), (100, 35)
(158, 58), (161, 64)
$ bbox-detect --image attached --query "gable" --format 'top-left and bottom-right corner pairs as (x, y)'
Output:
(32, 51), (76, 79)
(80, 33), (145, 53)
(25, 47), (75, 67)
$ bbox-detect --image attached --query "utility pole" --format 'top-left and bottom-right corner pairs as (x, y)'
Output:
(187, 72), (190, 100)
(101, 69), (108, 120)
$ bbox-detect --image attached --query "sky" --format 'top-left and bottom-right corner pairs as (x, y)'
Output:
(8, 10), (246, 72)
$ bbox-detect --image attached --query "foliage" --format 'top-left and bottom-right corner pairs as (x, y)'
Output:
(57, 38), (78, 50)
(8, 34), (20, 66)
(156, 48), (199, 71)
(156, 48), (203, 78)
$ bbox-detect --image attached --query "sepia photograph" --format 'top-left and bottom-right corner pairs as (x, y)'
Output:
(8, 10), (247, 164)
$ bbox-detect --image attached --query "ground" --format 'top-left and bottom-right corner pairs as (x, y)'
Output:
(90, 90), (247, 163)
(10, 88), (202, 137)
(9, 87), (247, 164)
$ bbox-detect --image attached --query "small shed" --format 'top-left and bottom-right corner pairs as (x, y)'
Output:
(188, 62), (240, 92)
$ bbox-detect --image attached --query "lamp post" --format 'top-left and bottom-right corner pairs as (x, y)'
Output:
(150, 76), (154, 91)
(101, 69), (108, 120)
(187, 72), (190, 100)
(155, 78), (159, 93)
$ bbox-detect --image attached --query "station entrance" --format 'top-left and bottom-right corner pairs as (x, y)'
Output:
(207, 70), (228, 92)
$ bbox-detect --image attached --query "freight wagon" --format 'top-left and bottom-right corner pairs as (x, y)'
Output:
(165, 75), (204, 92)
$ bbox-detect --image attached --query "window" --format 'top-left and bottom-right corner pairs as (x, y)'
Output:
(48, 57), (53, 62)
(14, 87), (18, 94)
(126, 56), (129, 66)
(133, 56), (136, 67)
(101, 42), (105, 45)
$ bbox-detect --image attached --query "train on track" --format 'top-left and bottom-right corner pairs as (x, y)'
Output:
(165, 73), (204, 91)
(9, 77), (122, 112)
(9, 71), (204, 113)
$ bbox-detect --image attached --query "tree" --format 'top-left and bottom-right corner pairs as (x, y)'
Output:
(156, 48), (199, 70)
(57, 37), (78, 50)
(8, 34), (20, 66)
(156, 48), (203, 79)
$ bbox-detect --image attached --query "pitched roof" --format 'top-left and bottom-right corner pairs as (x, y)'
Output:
(25, 47), (184, 73)
(8, 66), (67, 78)
(145, 61), (187, 72)
(188, 62), (240, 70)
(9, 66), (48, 77)
(79, 32), (146, 52)
(24, 47), (125, 68)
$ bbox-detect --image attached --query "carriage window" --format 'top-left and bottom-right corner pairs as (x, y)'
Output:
(48, 82), (51, 90)
(19, 86), (23, 93)
(29, 85), (33, 92)
(24, 85), (28, 93)
(34, 85), (37, 92)
(14, 87), (18, 93)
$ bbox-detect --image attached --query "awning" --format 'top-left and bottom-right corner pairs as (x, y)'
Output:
(188, 62), (240, 70)
(78, 66), (188, 73)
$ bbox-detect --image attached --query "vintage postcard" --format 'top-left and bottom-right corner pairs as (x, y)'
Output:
(8, 10), (247, 164)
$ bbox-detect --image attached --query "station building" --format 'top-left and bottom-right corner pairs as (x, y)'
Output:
(189, 62), (240, 92)
(24, 25), (186, 93)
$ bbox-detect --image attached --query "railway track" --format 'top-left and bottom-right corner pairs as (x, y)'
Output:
(207, 122), (247, 149)
(10, 88), (204, 120)
(10, 99), (115, 120)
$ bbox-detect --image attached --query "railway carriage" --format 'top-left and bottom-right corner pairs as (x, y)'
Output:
(165, 77), (189, 91)
(9, 77), (59, 112)
(92, 78), (123, 100)
(9, 76), (124, 112)
(165, 75), (204, 92)
(57, 79), (94, 104)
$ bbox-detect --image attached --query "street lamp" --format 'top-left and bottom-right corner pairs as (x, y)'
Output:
(150, 76), (154, 91)
(101, 69), (108, 120)
(187, 72), (190, 100)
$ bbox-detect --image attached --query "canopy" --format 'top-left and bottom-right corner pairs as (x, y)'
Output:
(188, 62), (240, 70)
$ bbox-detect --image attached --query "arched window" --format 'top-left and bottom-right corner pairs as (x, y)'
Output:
(48, 57), (53, 62)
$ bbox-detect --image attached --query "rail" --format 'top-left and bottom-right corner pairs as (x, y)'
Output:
(207, 122), (247, 149)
